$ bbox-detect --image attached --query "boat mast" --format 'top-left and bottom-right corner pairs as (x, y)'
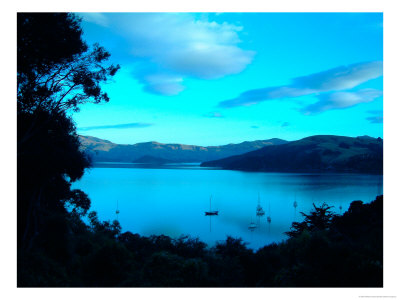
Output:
(209, 195), (212, 232)
(293, 192), (298, 221)
(116, 199), (120, 221)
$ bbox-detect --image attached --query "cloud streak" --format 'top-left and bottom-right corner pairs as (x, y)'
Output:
(81, 13), (255, 95)
(366, 116), (383, 123)
(366, 109), (383, 123)
(78, 122), (153, 131)
(204, 111), (224, 118)
(301, 89), (383, 115)
(218, 61), (383, 110)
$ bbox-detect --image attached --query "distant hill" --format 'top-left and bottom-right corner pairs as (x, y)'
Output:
(132, 155), (175, 165)
(201, 135), (383, 174)
(79, 136), (288, 163)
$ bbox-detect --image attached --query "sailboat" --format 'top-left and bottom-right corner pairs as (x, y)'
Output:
(116, 199), (120, 220)
(266, 201), (271, 233)
(248, 218), (257, 231)
(256, 193), (265, 217)
(205, 195), (219, 216)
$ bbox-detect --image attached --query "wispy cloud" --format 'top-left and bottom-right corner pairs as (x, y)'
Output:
(301, 89), (383, 115)
(78, 122), (153, 131)
(366, 116), (383, 123)
(366, 109), (383, 123)
(81, 13), (255, 96)
(81, 13), (110, 27)
(218, 61), (383, 109)
(204, 111), (224, 118)
(134, 69), (185, 96)
(367, 109), (383, 115)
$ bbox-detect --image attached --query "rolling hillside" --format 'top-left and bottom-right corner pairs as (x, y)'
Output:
(201, 135), (383, 174)
(79, 136), (288, 163)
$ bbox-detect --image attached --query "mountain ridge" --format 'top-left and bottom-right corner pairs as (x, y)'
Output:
(201, 135), (383, 174)
(79, 135), (288, 163)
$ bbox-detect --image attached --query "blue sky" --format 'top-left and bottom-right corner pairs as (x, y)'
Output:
(73, 13), (383, 146)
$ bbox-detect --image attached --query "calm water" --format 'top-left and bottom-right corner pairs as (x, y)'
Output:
(72, 163), (383, 250)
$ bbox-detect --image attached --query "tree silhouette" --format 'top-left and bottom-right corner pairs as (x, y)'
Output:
(18, 13), (119, 113)
(285, 203), (336, 238)
(18, 13), (120, 146)
(17, 13), (119, 250)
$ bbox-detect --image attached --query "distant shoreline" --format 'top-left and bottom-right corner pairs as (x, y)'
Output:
(89, 162), (383, 176)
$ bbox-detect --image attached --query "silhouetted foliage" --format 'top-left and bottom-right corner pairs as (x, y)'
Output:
(18, 195), (383, 287)
(88, 211), (121, 239)
(17, 108), (91, 250)
(17, 13), (118, 259)
(285, 202), (336, 238)
(18, 13), (120, 115)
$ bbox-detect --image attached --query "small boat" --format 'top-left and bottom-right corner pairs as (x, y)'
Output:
(115, 199), (120, 221)
(205, 196), (219, 216)
(248, 219), (257, 231)
(116, 199), (120, 215)
(256, 193), (265, 217)
(256, 204), (265, 217)
(205, 211), (219, 216)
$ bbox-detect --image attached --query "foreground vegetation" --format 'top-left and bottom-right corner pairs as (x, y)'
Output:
(18, 195), (383, 287)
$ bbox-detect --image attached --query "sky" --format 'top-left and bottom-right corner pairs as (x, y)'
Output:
(73, 13), (383, 146)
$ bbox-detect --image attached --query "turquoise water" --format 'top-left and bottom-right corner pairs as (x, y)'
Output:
(72, 164), (383, 250)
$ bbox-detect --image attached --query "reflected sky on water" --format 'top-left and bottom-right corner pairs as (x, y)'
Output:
(72, 164), (383, 249)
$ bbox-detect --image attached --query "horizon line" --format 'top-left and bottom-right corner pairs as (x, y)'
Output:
(79, 133), (382, 148)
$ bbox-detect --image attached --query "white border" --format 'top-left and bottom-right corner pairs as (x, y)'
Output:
(2, 1), (399, 299)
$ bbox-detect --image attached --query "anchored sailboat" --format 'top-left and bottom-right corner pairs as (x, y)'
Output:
(205, 195), (219, 216)
(248, 217), (257, 231)
(267, 201), (271, 233)
(116, 199), (120, 221)
(256, 193), (265, 217)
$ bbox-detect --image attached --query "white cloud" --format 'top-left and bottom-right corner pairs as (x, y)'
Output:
(366, 109), (383, 123)
(82, 13), (254, 95)
(80, 13), (110, 27)
(366, 116), (383, 123)
(134, 71), (185, 96)
(219, 61), (383, 108)
(78, 122), (153, 131)
(291, 61), (383, 91)
(301, 89), (383, 115)
(204, 111), (224, 118)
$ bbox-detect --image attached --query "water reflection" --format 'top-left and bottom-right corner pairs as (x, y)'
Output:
(72, 164), (383, 250)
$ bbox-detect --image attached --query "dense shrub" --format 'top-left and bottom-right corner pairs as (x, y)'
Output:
(18, 195), (383, 287)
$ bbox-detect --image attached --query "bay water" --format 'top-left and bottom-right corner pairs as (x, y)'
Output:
(72, 163), (383, 249)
